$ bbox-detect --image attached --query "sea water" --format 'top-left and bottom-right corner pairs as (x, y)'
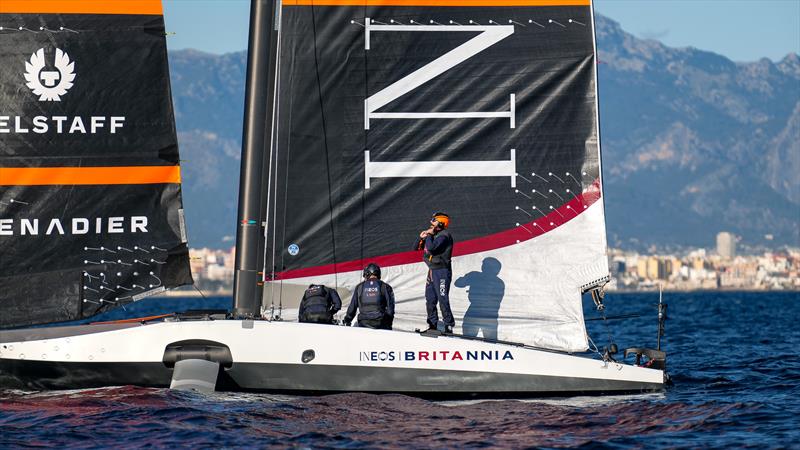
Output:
(1, 291), (798, 448)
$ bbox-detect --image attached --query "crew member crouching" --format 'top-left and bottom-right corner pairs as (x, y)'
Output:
(298, 284), (342, 324)
(344, 263), (395, 330)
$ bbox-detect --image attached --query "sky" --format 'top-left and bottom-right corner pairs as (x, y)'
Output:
(593, 0), (800, 62)
(164, 0), (800, 62)
(163, 0), (800, 62)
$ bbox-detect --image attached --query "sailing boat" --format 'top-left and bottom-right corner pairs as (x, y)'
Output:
(0, 0), (667, 395)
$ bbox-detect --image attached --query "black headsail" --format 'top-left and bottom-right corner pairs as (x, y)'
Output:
(0, 0), (192, 328)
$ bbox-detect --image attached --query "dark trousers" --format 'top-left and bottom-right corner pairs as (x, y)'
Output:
(304, 318), (334, 324)
(358, 316), (393, 330)
(300, 312), (333, 324)
(425, 268), (454, 328)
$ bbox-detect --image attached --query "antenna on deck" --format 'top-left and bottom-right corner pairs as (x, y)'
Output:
(657, 284), (667, 351)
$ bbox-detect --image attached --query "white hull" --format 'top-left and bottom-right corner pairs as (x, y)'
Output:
(0, 320), (664, 396)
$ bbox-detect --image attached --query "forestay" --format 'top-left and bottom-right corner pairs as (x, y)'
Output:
(0, 0), (192, 328)
(262, 0), (607, 352)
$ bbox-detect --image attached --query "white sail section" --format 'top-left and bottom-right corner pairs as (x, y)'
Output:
(267, 201), (608, 353)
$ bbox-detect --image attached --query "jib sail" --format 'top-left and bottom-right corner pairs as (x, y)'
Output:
(0, 0), (192, 328)
(262, 0), (606, 352)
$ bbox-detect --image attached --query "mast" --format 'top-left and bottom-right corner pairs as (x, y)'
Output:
(233, 0), (279, 318)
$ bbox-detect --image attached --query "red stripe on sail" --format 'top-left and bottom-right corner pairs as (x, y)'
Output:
(275, 179), (602, 280)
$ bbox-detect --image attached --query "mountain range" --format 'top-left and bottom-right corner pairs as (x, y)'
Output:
(168, 15), (800, 250)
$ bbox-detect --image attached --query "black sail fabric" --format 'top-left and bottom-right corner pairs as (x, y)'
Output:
(0, 1), (192, 328)
(265, 0), (607, 351)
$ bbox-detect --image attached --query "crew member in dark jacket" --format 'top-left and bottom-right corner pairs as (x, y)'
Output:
(298, 284), (342, 324)
(344, 263), (395, 330)
(416, 212), (455, 333)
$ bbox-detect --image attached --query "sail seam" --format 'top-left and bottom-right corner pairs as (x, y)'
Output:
(310, 2), (339, 288)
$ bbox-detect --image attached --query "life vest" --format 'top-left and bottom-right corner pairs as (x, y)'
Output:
(423, 229), (453, 270)
(300, 284), (333, 323)
(357, 280), (388, 321)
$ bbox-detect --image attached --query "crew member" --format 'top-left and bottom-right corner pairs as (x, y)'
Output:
(344, 263), (395, 330)
(417, 212), (455, 333)
(298, 284), (342, 324)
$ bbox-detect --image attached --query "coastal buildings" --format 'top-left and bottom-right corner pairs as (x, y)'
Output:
(187, 244), (799, 294)
(717, 232), (737, 259)
(607, 247), (799, 291)
(188, 247), (235, 293)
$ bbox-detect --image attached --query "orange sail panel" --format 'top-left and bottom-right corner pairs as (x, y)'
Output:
(0, 0), (163, 15)
(0, 167), (182, 186)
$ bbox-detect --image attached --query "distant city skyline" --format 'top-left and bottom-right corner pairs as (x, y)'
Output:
(188, 245), (800, 293)
(163, 0), (800, 62)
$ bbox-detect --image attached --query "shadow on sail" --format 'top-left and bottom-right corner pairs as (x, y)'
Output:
(456, 257), (505, 340)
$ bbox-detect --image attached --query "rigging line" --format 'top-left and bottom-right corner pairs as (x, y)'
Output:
(262, 54), (276, 297)
(274, 24), (285, 316)
(274, 169), (281, 317)
(587, 335), (602, 358)
(265, 8), (284, 317)
(311, 3), (339, 289)
(585, 313), (640, 322)
(272, 122), (281, 317)
(360, 2), (368, 276)
(277, 30), (293, 316)
(192, 283), (209, 300)
(599, 300), (614, 349)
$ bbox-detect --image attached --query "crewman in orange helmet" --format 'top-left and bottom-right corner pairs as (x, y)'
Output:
(416, 212), (455, 333)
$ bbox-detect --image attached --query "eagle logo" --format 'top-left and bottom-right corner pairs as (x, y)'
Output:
(24, 48), (76, 101)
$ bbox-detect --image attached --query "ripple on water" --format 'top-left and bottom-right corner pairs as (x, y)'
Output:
(0, 388), (778, 448)
(2, 292), (799, 447)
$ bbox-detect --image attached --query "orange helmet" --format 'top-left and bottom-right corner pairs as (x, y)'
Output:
(431, 212), (450, 229)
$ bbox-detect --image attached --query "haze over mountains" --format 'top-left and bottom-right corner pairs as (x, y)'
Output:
(169, 15), (800, 250)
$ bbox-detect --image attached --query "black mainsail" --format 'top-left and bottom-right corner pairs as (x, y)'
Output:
(0, 0), (192, 328)
(257, 0), (608, 352)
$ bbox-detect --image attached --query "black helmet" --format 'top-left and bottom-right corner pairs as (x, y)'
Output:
(363, 263), (381, 279)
